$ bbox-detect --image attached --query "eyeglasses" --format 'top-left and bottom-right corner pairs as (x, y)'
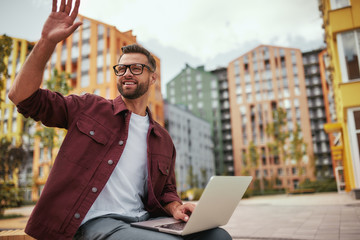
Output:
(113, 63), (153, 76)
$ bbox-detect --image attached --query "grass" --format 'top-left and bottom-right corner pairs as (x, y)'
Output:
(0, 214), (24, 219)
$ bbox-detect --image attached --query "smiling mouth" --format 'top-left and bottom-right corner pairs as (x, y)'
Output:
(123, 81), (137, 86)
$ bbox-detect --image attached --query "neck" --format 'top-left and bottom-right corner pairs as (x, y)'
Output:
(121, 96), (148, 116)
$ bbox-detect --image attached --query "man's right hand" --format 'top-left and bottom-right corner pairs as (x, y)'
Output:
(42, 0), (82, 46)
(8, 0), (82, 105)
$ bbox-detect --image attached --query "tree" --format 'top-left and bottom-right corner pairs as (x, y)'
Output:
(0, 35), (13, 101)
(266, 107), (310, 190)
(266, 107), (289, 161)
(289, 123), (308, 183)
(0, 137), (26, 216)
(247, 140), (264, 193)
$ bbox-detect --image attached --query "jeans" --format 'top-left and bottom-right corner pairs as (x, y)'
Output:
(74, 214), (232, 240)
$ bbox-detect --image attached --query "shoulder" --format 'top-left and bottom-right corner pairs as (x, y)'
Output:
(65, 92), (110, 106)
(151, 121), (174, 146)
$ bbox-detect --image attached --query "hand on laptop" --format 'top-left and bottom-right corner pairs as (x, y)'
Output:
(165, 202), (196, 222)
(173, 203), (196, 222)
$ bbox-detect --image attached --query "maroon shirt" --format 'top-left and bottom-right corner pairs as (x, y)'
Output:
(17, 89), (181, 240)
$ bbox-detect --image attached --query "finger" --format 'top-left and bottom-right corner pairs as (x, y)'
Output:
(64, 0), (73, 14)
(59, 0), (66, 12)
(174, 211), (188, 222)
(183, 203), (196, 212)
(70, 0), (80, 20)
(52, 0), (57, 12)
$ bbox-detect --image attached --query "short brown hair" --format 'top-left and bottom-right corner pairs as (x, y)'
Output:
(119, 44), (156, 71)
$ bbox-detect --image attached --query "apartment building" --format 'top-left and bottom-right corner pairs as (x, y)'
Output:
(302, 49), (334, 179)
(164, 101), (215, 193)
(319, 0), (360, 196)
(1, 15), (164, 201)
(211, 67), (234, 175)
(0, 37), (34, 201)
(166, 64), (225, 175)
(228, 45), (316, 191)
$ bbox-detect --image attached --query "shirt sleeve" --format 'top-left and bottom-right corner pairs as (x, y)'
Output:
(16, 89), (85, 130)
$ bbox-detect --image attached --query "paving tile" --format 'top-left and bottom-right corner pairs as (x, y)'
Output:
(292, 234), (315, 239)
(314, 233), (339, 240)
(340, 234), (360, 240)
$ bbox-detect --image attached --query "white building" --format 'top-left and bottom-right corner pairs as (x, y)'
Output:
(164, 101), (215, 193)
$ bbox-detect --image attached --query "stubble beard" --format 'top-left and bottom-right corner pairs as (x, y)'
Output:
(117, 78), (150, 100)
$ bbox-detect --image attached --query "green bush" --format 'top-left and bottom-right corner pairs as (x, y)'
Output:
(299, 178), (337, 192)
(0, 182), (23, 216)
(182, 188), (204, 201)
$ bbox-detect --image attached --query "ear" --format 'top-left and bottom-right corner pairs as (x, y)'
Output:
(150, 72), (157, 86)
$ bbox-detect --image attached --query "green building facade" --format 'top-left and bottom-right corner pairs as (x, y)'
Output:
(166, 64), (225, 175)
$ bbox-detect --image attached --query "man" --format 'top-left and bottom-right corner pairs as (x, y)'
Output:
(9, 0), (232, 240)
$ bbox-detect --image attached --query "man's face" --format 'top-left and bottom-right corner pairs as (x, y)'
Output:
(116, 53), (154, 99)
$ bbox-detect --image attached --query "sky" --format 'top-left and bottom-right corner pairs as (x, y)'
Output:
(0, 0), (325, 96)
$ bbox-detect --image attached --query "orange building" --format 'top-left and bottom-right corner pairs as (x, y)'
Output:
(29, 15), (164, 200)
(227, 45), (315, 191)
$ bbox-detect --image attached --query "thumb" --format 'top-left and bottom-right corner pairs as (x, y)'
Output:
(67, 22), (82, 36)
(178, 212), (190, 222)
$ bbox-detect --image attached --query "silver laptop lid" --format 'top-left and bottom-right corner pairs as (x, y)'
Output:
(182, 176), (252, 235)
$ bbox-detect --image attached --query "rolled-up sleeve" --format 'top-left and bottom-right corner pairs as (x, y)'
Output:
(17, 89), (84, 129)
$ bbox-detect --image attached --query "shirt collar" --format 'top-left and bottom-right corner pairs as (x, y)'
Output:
(112, 95), (159, 136)
(113, 95), (128, 115)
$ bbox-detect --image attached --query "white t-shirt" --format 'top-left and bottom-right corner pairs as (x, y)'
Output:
(82, 112), (149, 225)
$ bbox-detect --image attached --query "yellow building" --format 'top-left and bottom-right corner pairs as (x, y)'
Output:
(319, 0), (360, 197)
(0, 37), (34, 191)
(1, 15), (164, 201)
(0, 37), (33, 145)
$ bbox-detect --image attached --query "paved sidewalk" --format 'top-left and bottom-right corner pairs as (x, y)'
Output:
(223, 192), (360, 240)
(0, 192), (359, 240)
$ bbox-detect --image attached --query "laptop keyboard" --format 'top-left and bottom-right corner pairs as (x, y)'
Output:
(157, 222), (186, 231)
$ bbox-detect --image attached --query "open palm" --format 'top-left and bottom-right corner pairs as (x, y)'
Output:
(41, 0), (82, 45)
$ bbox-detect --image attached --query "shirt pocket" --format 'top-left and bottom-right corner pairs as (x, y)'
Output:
(158, 156), (171, 176)
(58, 114), (111, 169)
(151, 154), (172, 196)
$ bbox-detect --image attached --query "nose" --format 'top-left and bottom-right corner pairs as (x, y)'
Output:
(123, 66), (133, 77)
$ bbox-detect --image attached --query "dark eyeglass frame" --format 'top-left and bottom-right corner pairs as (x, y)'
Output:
(113, 63), (154, 76)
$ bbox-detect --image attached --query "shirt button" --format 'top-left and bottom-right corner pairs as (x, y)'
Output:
(89, 130), (95, 136)
(108, 160), (114, 165)
(119, 140), (124, 146)
(74, 213), (81, 219)
(92, 187), (98, 193)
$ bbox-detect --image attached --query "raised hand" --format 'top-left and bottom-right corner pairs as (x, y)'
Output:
(41, 0), (82, 45)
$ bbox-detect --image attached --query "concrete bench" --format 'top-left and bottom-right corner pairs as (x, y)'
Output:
(0, 229), (35, 240)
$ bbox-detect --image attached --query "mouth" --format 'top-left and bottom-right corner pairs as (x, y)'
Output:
(122, 80), (137, 86)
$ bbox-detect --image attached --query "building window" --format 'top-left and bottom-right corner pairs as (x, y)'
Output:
(82, 57), (90, 72)
(330, 0), (350, 10)
(93, 89), (100, 96)
(98, 24), (104, 37)
(81, 73), (89, 88)
(97, 69), (103, 84)
(234, 61), (240, 76)
(211, 79), (217, 89)
(337, 29), (360, 82)
(348, 108), (360, 187)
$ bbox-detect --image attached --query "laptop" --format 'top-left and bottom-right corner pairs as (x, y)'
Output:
(131, 176), (252, 236)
